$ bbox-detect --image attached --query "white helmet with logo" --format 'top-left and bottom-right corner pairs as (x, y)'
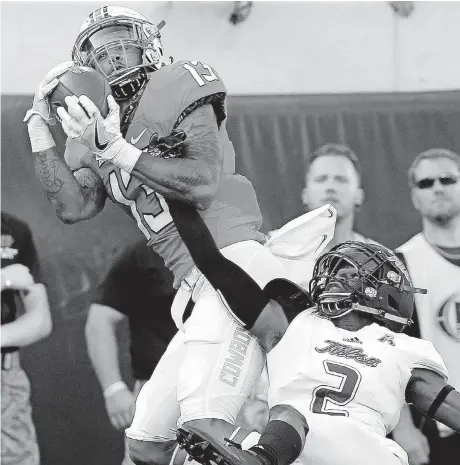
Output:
(72, 6), (170, 100)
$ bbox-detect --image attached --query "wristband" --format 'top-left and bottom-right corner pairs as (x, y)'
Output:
(103, 381), (128, 398)
(97, 139), (141, 174)
(27, 116), (56, 152)
(427, 384), (455, 418)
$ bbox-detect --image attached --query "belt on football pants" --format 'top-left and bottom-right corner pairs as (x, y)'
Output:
(1, 351), (20, 371)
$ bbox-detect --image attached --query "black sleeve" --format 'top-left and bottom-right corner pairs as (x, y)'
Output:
(395, 252), (421, 339)
(166, 199), (270, 328)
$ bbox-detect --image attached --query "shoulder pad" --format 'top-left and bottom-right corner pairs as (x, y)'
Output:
(141, 60), (227, 134)
(398, 333), (449, 380)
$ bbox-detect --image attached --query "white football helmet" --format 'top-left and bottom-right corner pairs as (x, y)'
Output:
(72, 6), (170, 100)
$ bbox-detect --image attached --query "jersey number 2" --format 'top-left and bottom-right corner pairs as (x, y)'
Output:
(183, 61), (219, 87)
(311, 361), (362, 417)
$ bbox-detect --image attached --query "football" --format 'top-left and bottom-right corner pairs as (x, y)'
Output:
(49, 65), (111, 118)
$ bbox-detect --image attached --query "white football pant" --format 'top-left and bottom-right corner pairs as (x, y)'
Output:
(126, 240), (285, 441)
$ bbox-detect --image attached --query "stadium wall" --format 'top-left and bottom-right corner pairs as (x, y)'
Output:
(3, 90), (460, 465)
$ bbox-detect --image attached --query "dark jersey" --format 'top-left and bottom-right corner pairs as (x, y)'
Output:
(1, 213), (43, 351)
(92, 241), (177, 380)
(87, 60), (265, 286)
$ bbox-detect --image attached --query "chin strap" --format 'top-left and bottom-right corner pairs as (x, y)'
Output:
(318, 298), (413, 328)
(400, 283), (427, 295)
(350, 302), (413, 326)
(112, 75), (147, 101)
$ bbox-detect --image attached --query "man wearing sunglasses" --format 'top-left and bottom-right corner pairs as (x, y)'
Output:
(392, 148), (460, 465)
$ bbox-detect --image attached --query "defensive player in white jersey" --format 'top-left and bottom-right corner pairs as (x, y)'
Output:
(23, 6), (286, 465)
(161, 199), (460, 465)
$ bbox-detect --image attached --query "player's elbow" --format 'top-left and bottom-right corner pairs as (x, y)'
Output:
(58, 212), (80, 224)
(57, 202), (102, 224)
(55, 205), (86, 224)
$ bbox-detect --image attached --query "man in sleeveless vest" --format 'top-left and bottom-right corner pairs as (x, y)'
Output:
(392, 148), (460, 465)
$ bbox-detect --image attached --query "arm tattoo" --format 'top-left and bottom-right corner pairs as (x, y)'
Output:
(163, 104), (223, 202)
(33, 148), (70, 217)
(34, 152), (64, 194)
(74, 168), (107, 214)
(131, 104), (224, 208)
(179, 104), (223, 184)
(33, 146), (106, 221)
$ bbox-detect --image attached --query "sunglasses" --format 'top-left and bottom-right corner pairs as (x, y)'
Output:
(414, 173), (459, 189)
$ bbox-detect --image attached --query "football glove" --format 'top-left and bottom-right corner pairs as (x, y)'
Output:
(58, 94), (142, 174)
(24, 61), (75, 125)
(24, 61), (75, 152)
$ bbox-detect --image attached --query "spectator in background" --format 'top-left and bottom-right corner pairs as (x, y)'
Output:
(238, 143), (381, 434)
(1, 212), (52, 465)
(301, 143), (377, 250)
(85, 241), (177, 465)
(392, 148), (460, 465)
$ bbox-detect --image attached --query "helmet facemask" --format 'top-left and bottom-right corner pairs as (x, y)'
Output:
(309, 241), (426, 332)
(72, 13), (168, 101)
(309, 251), (377, 320)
